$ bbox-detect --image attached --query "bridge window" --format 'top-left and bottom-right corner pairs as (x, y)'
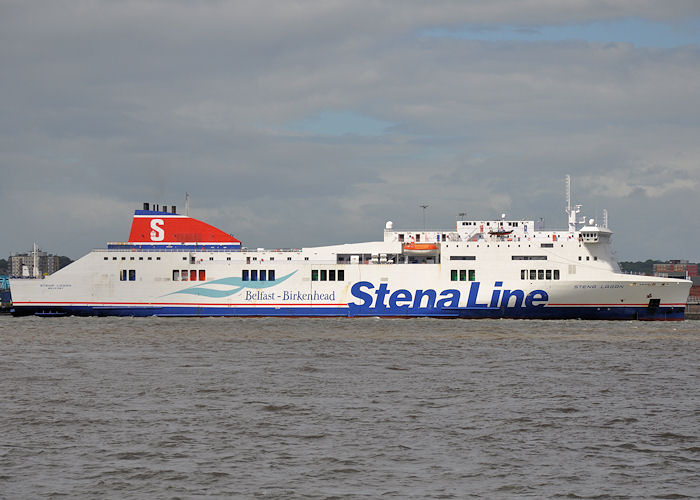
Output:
(181, 269), (188, 281)
(320, 270), (327, 281)
(554, 270), (560, 280)
(173, 270), (179, 281)
(268, 270), (275, 281)
(242, 270), (249, 281)
(459, 270), (467, 281)
(538, 270), (544, 280)
(311, 270), (318, 281)
(546, 270), (552, 280)
(451, 270), (458, 281)
(338, 270), (345, 281)
(530, 270), (536, 280)
(251, 270), (258, 281)
(469, 270), (476, 281)
(129, 270), (136, 281)
(259, 270), (267, 281)
(521, 270), (527, 280)
(199, 270), (206, 281)
(329, 270), (336, 281)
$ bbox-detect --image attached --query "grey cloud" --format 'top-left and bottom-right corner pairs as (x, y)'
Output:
(1, 1), (699, 261)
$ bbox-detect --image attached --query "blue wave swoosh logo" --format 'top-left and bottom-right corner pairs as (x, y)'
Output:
(165, 271), (297, 298)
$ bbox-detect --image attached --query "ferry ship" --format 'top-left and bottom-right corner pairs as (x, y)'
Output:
(10, 178), (691, 319)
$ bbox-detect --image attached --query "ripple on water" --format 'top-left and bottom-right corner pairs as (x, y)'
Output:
(0, 316), (698, 498)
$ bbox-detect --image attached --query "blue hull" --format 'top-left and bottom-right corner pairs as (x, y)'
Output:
(10, 304), (686, 320)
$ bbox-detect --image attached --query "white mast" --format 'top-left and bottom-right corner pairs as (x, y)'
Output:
(185, 192), (190, 217)
(565, 175), (581, 233)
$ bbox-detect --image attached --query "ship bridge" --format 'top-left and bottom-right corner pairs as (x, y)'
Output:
(578, 224), (612, 244)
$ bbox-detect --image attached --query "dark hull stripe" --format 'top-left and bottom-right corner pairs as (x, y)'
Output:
(11, 304), (686, 320)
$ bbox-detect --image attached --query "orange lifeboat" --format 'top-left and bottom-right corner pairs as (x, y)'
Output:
(403, 242), (439, 256)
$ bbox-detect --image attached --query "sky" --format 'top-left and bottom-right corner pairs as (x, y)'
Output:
(2, 0), (700, 262)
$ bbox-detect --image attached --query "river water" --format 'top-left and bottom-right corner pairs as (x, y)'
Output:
(1, 316), (698, 499)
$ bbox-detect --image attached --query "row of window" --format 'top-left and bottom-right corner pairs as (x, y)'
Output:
(461, 221), (520, 227)
(173, 269), (206, 281)
(245, 256), (295, 263)
(106, 256), (161, 261)
(242, 269), (276, 281)
(397, 234), (448, 243)
(521, 269), (560, 280)
(311, 269), (345, 281)
(450, 269), (476, 282)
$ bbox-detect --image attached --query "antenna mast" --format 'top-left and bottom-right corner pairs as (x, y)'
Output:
(420, 204), (429, 231)
(185, 192), (190, 216)
(565, 175), (580, 233)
